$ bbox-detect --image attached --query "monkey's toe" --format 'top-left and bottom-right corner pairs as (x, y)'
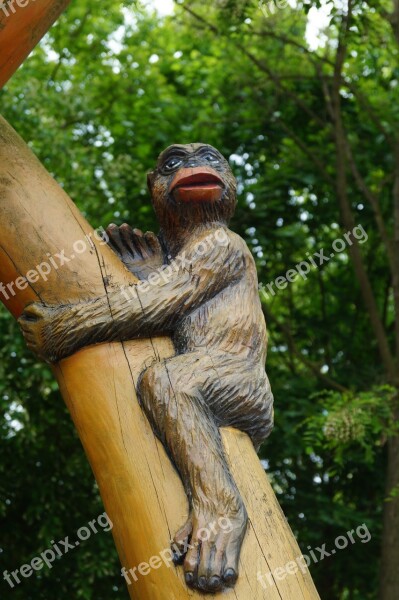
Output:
(196, 533), (240, 591)
(220, 524), (243, 587)
(181, 503), (247, 592)
(183, 543), (200, 588)
(172, 514), (193, 564)
(223, 567), (238, 586)
(208, 575), (222, 591)
(196, 538), (225, 592)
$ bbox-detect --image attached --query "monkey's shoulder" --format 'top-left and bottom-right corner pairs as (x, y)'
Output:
(182, 229), (256, 282)
(186, 227), (251, 255)
(221, 230), (257, 265)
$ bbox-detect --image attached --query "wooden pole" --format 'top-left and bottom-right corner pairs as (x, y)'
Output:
(0, 0), (71, 89)
(0, 115), (321, 599)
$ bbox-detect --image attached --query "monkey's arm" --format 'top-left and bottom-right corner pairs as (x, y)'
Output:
(19, 230), (247, 363)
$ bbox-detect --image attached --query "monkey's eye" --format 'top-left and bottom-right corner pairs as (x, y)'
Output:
(163, 156), (184, 172)
(203, 152), (221, 165)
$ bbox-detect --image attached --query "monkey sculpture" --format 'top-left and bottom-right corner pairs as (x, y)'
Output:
(19, 143), (274, 593)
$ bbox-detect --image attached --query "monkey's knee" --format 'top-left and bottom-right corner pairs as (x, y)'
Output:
(137, 361), (172, 405)
(250, 406), (274, 450)
(137, 358), (204, 432)
(138, 361), (164, 401)
(211, 367), (274, 450)
(137, 362), (171, 432)
(248, 382), (274, 450)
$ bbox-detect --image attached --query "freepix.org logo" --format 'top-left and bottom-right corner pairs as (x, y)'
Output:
(0, 0), (37, 18)
(259, 0), (289, 18)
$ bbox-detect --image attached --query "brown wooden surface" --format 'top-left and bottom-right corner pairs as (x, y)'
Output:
(0, 0), (71, 89)
(0, 115), (321, 599)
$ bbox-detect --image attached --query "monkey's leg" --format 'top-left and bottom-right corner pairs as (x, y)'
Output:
(207, 357), (274, 451)
(138, 353), (247, 593)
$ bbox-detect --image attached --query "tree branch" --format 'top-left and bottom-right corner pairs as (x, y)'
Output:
(251, 25), (394, 147)
(393, 141), (399, 359)
(277, 118), (334, 186)
(180, 3), (327, 129)
(345, 142), (397, 274)
(263, 306), (348, 393)
(330, 1), (396, 381)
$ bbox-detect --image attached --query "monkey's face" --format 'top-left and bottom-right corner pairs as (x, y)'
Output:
(147, 144), (237, 233)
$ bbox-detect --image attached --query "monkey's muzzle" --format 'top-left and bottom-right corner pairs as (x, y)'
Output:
(170, 166), (225, 203)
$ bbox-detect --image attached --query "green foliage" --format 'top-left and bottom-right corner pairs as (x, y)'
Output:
(305, 386), (398, 466)
(0, 0), (398, 598)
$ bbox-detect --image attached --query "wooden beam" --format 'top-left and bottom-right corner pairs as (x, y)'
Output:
(0, 115), (321, 600)
(0, 0), (71, 89)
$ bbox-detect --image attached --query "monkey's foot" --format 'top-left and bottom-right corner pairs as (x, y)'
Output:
(172, 499), (248, 592)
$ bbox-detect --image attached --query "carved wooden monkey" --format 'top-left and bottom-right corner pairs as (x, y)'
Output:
(19, 143), (274, 593)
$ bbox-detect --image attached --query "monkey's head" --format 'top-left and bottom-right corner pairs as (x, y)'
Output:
(147, 144), (237, 236)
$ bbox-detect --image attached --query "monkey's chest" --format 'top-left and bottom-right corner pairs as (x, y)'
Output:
(173, 294), (263, 357)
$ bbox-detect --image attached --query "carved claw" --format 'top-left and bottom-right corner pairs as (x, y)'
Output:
(18, 302), (70, 364)
(106, 223), (164, 279)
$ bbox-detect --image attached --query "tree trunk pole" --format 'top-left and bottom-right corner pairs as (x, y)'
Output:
(0, 0), (71, 89)
(0, 115), (320, 600)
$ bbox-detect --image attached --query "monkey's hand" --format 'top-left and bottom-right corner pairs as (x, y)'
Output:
(106, 223), (164, 280)
(18, 302), (80, 364)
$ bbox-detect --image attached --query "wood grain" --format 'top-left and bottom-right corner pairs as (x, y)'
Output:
(0, 115), (320, 599)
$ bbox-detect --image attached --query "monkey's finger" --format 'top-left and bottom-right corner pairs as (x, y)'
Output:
(21, 330), (36, 343)
(105, 224), (125, 256)
(105, 223), (118, 238)
(18, 315), (30, 328)
(20, 315), (38, 328)
(19, 303), (46, 323)
(120, 223), (142, 258)
(18, 322), (34, 337)
(132, 228), (149, 258)
(144, 231), (162, 256)
(23, 336), (43, 356)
